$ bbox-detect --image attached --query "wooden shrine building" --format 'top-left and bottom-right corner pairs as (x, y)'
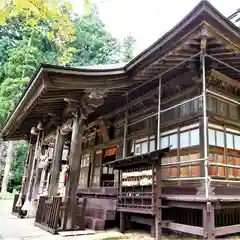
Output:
(1, 1), (240, 239)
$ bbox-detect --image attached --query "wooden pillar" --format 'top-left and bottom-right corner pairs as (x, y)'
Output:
(48, 128), (66, 196)
(120, 99), (128, 233)
(32, 168), (42, 199)
(32, 132), (44, 200)
(16, 142), (34, 208)
(65, 113), (84, 229)
(203, 202), (215, 239)
(24, 145), (35, 195)
(155, 157), (162, 240)
(22, 129), (41, 214)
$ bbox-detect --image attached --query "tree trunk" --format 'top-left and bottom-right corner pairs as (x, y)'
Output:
(1, 141), (14, 194)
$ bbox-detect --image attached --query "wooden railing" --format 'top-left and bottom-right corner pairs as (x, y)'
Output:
(35, 196), (62, 234)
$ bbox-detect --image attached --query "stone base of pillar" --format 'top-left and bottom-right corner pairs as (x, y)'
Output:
(21, 199), (38, 218)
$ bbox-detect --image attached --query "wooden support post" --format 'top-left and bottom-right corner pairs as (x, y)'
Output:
(32, 168), (42, 199)
(48, 129), (66, 197)
(203, 202), (215, 239)
(32, 131), (44, 199)
(120, 212), (129, 233)
(78, 198), (87, 230)
(151, 217), (156, 238)
(155, 157), (162, 240)
(22, 129), (41, 215)
(65, 113), (84, 230)
(120, 97), (128, 233)
(24, 145), (35, 195)
(16, 142), (34, 209)
(155, 77), (162, 240)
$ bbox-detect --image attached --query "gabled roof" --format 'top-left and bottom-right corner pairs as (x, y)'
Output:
(1, 0), (240, 140)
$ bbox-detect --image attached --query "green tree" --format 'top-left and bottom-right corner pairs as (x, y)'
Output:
(71, 10), (121, 66)
(8, 141), (28, 192)
(0, 3), (136, 192)
(122, 34), (136, 62)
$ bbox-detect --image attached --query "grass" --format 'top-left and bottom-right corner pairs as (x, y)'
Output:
(103, 238), (129, 240)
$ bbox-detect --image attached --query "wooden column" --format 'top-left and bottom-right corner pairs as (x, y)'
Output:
(22, 129), (41, 213)
(16, 142), (34, 208)
(155, 157), (162, 240)
(65, 113), (84, 229)
(120, 99), (128, 233)
(203, 202), (215, 239)
(32, 132), (44, 199)
(48, 128), (66, 196)
(24, 145), (35, 195)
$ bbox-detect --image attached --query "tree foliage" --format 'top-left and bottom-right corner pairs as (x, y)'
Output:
(0, 3), (136, 191)
(121, 34), (136, 62)
(71, 10), (121, 66)
(8, 141), (28, 192)
(0, 0), (75, 42)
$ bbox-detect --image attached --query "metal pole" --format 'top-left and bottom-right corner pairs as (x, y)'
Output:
(163, 177), (206, 181)
(211, 179), (240, 184)
(206, 89), (240, 106)
(22, 131), (41, 212)
(157, 77), (162, 150)
(128, 94), (203, 127)
(123, 94), (128, 158)
(162, 157), (208, 167)
(128, 112), (157, 127)
(209, 162), (240, 169)
(206, 54), (240, 74)
(127, 52), (201, 95)
(202, 54), (209, 200)
(160, 95), (202, 113)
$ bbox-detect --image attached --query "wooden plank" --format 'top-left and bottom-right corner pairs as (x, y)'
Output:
(210, 69), (240, 89)
(117, 207), (154, 215)
(215, 224), (240, 237)
(162, 222), (204, 236)
(166, 201), (204, 209)
(59, 230), (95, 237)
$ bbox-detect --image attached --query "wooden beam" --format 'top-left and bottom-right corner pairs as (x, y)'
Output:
(166, 201), (204, 209)
(162, 222), (204, 236)
(203, 21), (240, 54)
(210, 69), (240, 89)
(32, 131), (45, 200)
(215, 224), (240, 236)
(49, 77), (135, 90)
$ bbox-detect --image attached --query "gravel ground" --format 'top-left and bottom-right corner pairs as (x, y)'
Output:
(1, 199), (240, 240)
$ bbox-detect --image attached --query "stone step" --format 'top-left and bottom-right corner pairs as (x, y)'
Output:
(84, 216), (105, 230)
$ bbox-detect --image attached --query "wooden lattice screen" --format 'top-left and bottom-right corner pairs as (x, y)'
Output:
(35, 196), (62, 234)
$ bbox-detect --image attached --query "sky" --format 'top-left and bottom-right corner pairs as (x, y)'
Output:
(71, 0), (239, 54)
